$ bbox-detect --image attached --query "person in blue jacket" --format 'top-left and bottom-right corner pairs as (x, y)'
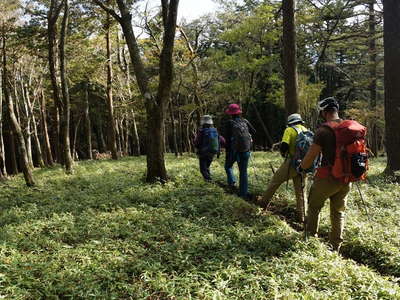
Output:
(194, 115), (225, 181)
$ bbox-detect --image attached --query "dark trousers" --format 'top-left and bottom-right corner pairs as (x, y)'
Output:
(199, 154), (214, 181)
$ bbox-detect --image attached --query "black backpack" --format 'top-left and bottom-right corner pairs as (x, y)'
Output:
(231, 119), (252, 152)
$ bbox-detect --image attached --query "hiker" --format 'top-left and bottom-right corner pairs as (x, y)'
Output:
(223, 104), (255, 199)
(297, 97), (367, 252)
(258, 113), (309, 221)
(194, 115), (225, 181)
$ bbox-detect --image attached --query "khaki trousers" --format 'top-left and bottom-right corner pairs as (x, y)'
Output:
(307, 176), (351, 250)
(262, 159), (305, 221)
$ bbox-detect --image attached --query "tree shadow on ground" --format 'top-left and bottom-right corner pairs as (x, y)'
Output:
(0, 157), (301, 298)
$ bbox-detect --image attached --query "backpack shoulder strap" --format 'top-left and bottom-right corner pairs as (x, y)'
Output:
(291, 126), (301, 135)
(322, 120), (343, 129)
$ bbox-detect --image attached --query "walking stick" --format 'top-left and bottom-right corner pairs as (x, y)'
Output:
(355, 181), (374, 232)
(269, 162), (275, 174)
(300, 172), (308, 240)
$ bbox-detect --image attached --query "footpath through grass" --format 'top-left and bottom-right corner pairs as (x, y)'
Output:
(0, 153), (399, 299)
(243, 153), (400, 281)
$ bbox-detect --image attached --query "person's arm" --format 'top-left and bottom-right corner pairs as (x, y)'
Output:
(300, 144), (321, 170)
(219, 135), (226, 148)
(224, 120), (232, 150)
(280, 127), (293, 158)
(280, 142), (289, 157)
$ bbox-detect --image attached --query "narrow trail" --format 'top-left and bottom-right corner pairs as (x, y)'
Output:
(213, 178), (400, 283)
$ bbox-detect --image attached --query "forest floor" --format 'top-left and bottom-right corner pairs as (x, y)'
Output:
(0, 152), (399, 299)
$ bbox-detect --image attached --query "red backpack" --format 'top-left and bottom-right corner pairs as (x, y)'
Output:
(318, 120), (368, 183)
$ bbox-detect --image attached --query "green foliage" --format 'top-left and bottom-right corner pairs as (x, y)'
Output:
(0, 154), (399, 298)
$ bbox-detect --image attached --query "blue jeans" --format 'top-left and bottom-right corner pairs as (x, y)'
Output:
(225, 151), (251, 198)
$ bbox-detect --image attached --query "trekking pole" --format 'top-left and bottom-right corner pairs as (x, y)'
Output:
(269, 162), (275, 174)
(355, 181), (374, 232)
(300, 172), (308, 241)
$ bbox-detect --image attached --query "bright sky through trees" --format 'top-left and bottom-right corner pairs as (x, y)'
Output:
(144, 0), (219, 21)
(178, 0), (219, 20)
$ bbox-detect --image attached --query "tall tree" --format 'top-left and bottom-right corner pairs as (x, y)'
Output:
(1, 23), (35, 186)
(105, 5), (118, 160)
(368, 0), (379, 155)
(84, 82), (93, 159)
(59, 0), (74, 174)
(40, 89), (54, 166)
(93, 0), (179, 182)
(47, 0), (64, 164)
(282, 0), (299, 114)
(383, 0), (400, 177)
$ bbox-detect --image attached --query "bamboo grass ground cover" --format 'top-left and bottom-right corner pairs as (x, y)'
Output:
(0, 153), (398, 299)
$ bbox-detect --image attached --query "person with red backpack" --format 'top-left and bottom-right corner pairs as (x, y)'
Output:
(223, 104), (255, 199)
(298, 97), (368, 252)
(194, 115), (225, 181)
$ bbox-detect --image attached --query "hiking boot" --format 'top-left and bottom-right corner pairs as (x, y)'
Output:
(227, 183), (237, 192)
(254, 195), (269, 208)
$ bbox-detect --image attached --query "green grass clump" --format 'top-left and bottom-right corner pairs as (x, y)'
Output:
(0, 154), (399, 299)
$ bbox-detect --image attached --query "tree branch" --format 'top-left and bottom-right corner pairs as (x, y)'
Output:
(92, 0), (122, 23)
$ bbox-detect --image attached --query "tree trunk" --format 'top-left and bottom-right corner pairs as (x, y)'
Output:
(40, 90), (54, 166)
(178, 108), (184, 154)
(27, 94), (45, 168)
(59, 0), (74, 174)
(84, 82), (92, 159)
(146, 106), (167, 181)
(369, 0), (377, 108)
(169, 101), (178, 157)
(368, 0), (379, 156)
(250, 102), (274, 148)
(20, 80), (34, 168)
(123, 118), (129, 155)
(72, 115), (81, 160)
(383, 0), (400, 176)
(186, 111), (194, 153)
(131, 110), (140, 156)
(47, 0), (63, 164)
(52, 105), (61, 163)
(105, 7), (119, 160)
(0, 66), (7, 177)
(2, 34), (35, 186)
(115, 117), (122, 155)
(94, 0), (179, 182)
(9, 131), (18, 175)
(282, 0), (299, 115)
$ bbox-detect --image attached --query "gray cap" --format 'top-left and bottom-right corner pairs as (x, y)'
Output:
(200, 115), (213, 125)
(287, 113), (303, 125)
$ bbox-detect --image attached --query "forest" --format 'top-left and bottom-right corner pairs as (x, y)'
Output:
(0, 0), (400, 298)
